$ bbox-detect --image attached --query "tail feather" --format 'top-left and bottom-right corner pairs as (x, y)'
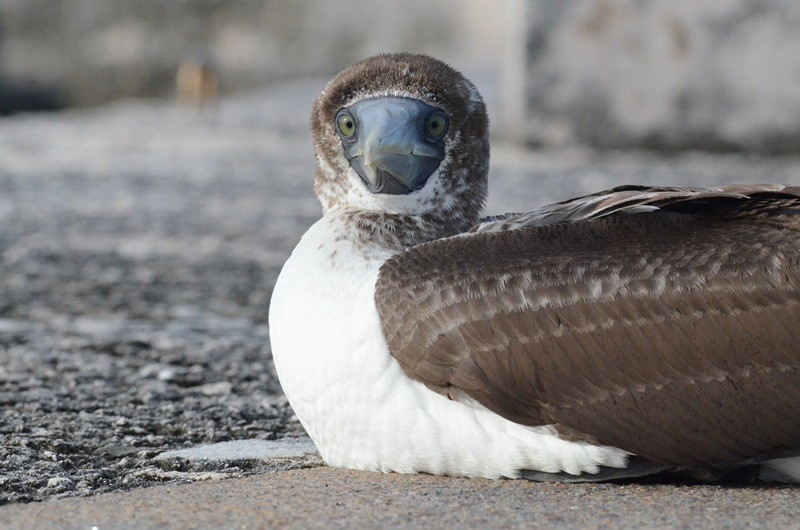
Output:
(759, 457), (800, 483)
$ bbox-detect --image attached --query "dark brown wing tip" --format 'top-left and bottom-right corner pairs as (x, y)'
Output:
(469, 183), (800, 233)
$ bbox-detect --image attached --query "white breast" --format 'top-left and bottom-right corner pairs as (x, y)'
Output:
(269, 211), (629, 478)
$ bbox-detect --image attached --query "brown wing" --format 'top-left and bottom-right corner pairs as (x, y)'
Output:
(375, 186), (800, 466)
(471, 183), (789, 232)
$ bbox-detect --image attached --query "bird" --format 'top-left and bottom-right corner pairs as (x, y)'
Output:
(268, 53), (800, 482)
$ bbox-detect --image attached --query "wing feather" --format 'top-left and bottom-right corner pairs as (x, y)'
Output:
(376, 186), (800, 466)
(471, 183), (794, 232)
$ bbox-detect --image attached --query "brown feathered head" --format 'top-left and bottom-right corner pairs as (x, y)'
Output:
(310, 54), (489, 236)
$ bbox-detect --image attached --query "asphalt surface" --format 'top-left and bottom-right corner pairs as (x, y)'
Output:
(1, 77), (800, 527)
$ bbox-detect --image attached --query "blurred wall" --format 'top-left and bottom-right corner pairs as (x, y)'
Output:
(2, 0), (800, 154)
(517, 0), (800, 153)
(0, 0), (506, 109)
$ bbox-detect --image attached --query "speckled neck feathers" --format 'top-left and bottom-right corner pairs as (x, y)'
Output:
(310, 53), (489, 253)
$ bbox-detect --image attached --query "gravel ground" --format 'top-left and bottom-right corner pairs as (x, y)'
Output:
(1, 78), (800, 511)
(0, 81), (322, 504)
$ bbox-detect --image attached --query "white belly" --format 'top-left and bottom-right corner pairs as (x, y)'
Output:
(269, 213), (629, 478)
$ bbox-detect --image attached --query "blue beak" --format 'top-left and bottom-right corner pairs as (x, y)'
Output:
(338, 97), (447, 195)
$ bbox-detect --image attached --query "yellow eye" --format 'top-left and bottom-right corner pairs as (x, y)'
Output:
(424, 111), (448, 140)
(336, 111), (356, 138)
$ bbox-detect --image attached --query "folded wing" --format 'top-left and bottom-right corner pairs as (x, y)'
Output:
(376, 185), (800, 466)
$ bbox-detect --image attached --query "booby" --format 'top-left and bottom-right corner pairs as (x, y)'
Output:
(269, 53), (800, 482)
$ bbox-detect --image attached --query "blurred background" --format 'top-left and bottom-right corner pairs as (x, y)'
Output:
(3, 0), (800, 152)
(0, 0), (507, 113)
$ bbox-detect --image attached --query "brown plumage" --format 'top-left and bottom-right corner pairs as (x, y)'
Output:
(376, 185), (800, 468)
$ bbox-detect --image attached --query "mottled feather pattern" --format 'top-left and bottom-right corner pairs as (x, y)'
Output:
(311, 54), (489, 250)
(377, 187), (800, 466)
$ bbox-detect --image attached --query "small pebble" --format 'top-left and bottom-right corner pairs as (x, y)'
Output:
(157, 367), (176, 381)
(198, 381), (232, 396)
(47, 477), (73, 489)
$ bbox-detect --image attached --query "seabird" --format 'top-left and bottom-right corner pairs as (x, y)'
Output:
(269, 53), (800, 482)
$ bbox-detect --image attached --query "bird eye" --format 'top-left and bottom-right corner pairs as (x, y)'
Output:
(424, 111), (448, 141)
(336, 111), (356, 138)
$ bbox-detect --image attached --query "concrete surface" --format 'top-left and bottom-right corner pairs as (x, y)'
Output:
(2, 467), (800, 529)
(154, 439), (319, 463)
(1, 76), (800, 525)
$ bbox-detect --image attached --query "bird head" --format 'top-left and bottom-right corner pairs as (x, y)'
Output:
(311, 54), (489, 232)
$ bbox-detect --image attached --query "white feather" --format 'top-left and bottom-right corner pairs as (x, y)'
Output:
(269, 210), (630, 478)
(759, 457), (800, 483)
